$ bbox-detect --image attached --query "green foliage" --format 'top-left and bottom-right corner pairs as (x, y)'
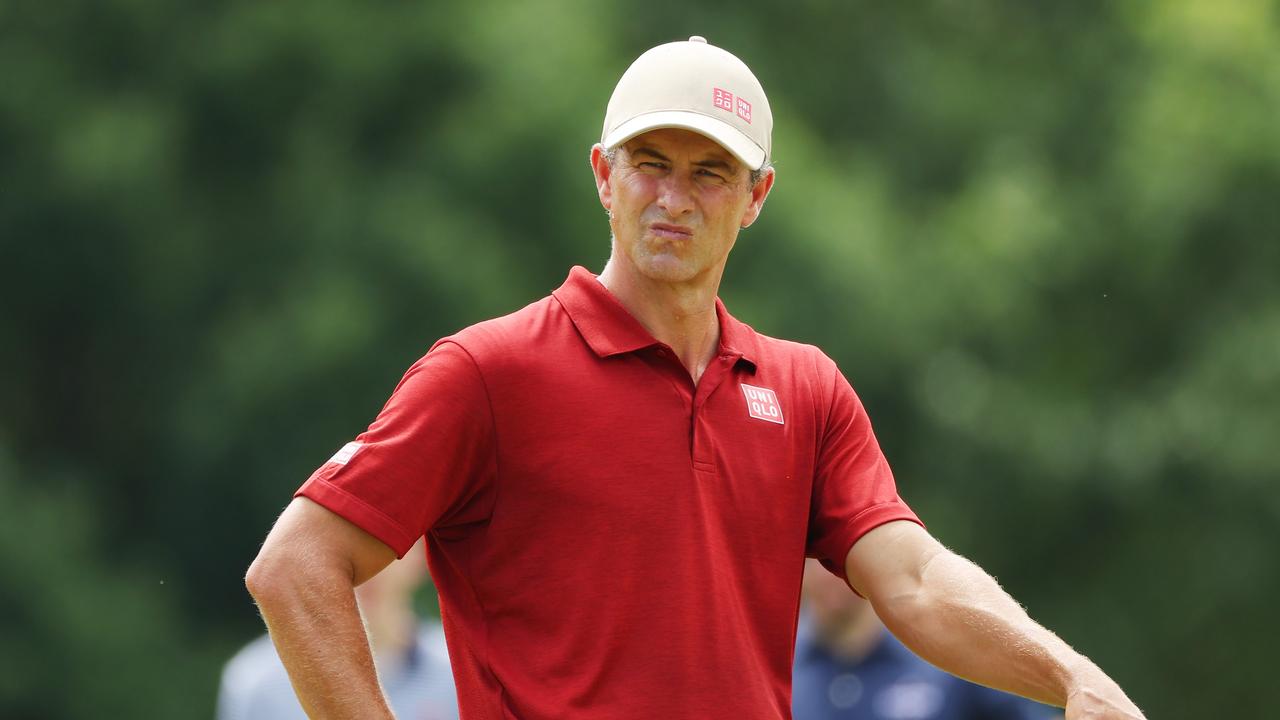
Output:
(0, 450), (224, 718)
(2, 1), (1277, 717)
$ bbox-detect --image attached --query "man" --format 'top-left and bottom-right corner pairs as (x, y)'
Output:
(794, 559), (1060, 720)
(219, 541), (457, 719)
(246, 37), (1146, 719)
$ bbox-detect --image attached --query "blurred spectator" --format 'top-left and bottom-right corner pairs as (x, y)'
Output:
(794, 559), (1061, 720)
(218, 540), (457, 720)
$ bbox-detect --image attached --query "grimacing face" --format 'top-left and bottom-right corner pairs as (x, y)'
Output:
(591, 128), (773, 286)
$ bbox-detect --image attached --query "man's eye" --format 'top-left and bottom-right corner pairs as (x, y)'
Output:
(696, 169), (725, 181)
(638, 161), (667, 170)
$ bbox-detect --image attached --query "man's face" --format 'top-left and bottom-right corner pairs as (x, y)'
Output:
(591, 128), (773, 285)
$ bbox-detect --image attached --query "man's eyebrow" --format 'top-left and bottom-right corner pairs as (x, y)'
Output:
(629, 147), (671, 162)
(693, 157), (734, 171)
(630, 147), (737, 172)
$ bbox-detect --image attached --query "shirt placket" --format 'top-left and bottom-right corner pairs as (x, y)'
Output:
(689, 351), (743, 478)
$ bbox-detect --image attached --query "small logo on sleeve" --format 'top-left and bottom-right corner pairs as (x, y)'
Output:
(329, 441), (363, 465)
(740, 384), (784, 425)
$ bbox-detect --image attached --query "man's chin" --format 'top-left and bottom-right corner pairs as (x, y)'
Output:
(636, 262), (701, 284)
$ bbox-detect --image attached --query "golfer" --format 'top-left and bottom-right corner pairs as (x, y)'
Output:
(247, 37), (1146, 720)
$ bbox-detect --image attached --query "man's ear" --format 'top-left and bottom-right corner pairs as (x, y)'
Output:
(590, 144), (613, 214)
(740, 167), (776, 228)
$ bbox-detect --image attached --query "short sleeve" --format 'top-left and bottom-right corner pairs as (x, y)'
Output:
(806, 357), (922, 578)
(296, 340), (498, 557)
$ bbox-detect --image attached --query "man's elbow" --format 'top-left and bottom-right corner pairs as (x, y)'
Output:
(869, 545), (953, 631)
(244, 542), (291, 606)
(243, 497), (382, 608)
(244, 499), (320, 605)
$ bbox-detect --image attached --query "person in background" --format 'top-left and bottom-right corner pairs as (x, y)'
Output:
(795, 559), (1062, 720)
(219, 539), (457, 720)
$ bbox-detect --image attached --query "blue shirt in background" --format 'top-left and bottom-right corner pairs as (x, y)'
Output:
(793, 619), (1061, 720)
(217, 623), (458, 720)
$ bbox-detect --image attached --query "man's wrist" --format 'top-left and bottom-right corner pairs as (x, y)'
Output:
(1064, 655), (1116, 702)
(1062, 657), (1145, 719)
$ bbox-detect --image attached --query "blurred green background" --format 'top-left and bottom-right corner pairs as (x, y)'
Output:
(2, 1), (1278, 717)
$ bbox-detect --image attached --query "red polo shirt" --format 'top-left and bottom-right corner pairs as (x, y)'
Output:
(298, 266), (921, 719)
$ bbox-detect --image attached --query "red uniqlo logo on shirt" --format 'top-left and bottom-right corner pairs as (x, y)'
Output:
(713, 87), (734, 113)
(740, 384), (784, 425)
(736, 97), (752, 123)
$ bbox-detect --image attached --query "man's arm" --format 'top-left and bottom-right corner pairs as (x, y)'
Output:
(845, 520), (1144, 720)
(245, 496), (401, 720)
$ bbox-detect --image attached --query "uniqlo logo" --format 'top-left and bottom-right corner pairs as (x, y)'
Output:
(736, 97), (752, 123)
(713, 87), (735, 113)
(741, 384), (784, 425)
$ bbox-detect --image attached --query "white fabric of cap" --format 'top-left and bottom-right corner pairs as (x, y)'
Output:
(601, 37), (772, 170)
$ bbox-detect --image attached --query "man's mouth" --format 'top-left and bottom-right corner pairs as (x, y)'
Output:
(649, 223), (694, 240)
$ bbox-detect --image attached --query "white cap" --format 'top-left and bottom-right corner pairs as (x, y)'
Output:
(601, 36), (773, 170)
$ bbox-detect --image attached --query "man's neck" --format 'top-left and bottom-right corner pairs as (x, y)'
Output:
(598, 259), (722, 384)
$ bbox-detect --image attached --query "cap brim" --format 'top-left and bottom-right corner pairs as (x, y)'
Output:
(602, 110), (767, 171)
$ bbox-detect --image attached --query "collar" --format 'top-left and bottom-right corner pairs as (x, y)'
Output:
(552, 266), (759, 372)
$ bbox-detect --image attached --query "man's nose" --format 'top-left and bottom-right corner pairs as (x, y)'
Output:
(655, 173), (695, 217)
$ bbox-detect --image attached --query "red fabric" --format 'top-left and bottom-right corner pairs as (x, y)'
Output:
(297, 266), (921, 719)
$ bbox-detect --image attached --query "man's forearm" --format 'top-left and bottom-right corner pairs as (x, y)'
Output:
(845, 521), (1144, 718)
(867, 545), (1134, 712)
(247, 553), (395, 719)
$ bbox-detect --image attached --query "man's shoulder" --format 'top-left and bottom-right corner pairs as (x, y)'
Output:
(732, 318), (839, 377)
(753, 329), (830, 362)
(435, 292), (567, 359)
